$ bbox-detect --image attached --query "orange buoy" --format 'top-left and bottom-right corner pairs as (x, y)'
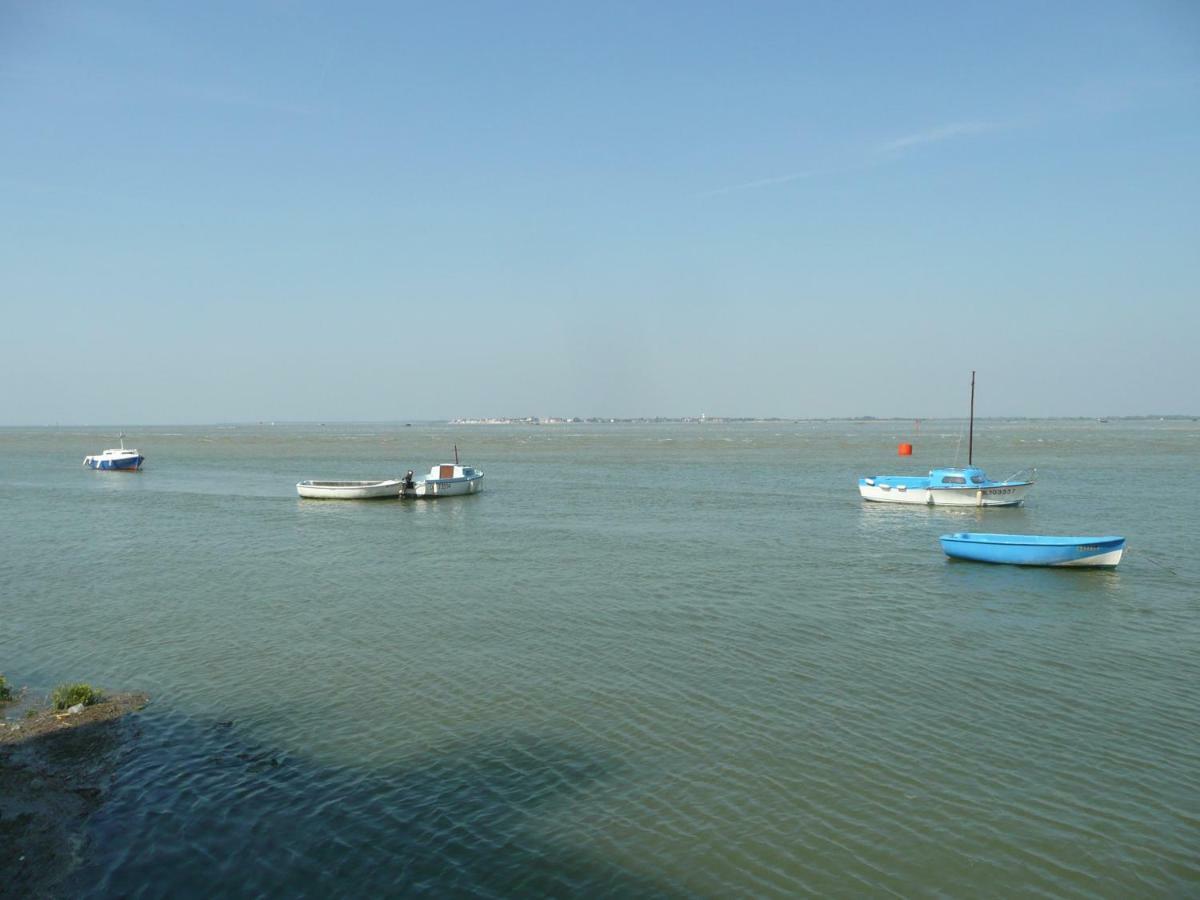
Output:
(898, 443), (913, 456)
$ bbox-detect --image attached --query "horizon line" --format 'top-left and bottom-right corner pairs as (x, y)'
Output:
(3, 413), (1197, 429)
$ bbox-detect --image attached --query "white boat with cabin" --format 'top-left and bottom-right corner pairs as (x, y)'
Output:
(83, 433), (145, 471)
(857, 371), (1033, 507)
(404, 447), (484, 497)
(859, 466), (1033, 507)
(407, 464), (484, 497)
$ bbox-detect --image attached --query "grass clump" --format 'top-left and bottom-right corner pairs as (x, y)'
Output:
(51, 682), (102, 710)
(0, 675), (12, 702)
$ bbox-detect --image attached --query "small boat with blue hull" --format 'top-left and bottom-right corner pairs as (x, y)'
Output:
(940, 533), (1126, 567)
(83, 434), (144, 471)
(859, 466), (1033, 507)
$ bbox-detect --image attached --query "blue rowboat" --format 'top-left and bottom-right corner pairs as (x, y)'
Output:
(939, 533), (1126, 567)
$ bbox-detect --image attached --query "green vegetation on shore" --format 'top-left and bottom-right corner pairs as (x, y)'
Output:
(0, 675), (12, 702)
(51, 683), (102, 710)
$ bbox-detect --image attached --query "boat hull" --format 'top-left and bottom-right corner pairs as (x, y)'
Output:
(927, 482), (1032, 507)
(940, 533), (1125, 567)
(859, 479), (1031, 507)
(296, 480), (403, 500)
(858, 479), (931, 504)
(84, 453), (144, 471)
(411, 473), (484, 497)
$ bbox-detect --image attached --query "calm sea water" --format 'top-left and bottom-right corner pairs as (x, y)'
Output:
(3, 420), (1198, 897)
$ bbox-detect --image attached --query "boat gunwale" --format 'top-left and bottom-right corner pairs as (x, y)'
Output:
(925, 480), (1034, 491)
(297, 479), (403, 488)
(940, 533), (1125, 547)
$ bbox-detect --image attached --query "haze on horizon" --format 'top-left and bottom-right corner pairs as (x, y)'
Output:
(2, 2), (1197, 426)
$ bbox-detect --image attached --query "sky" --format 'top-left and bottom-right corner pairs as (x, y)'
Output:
(2, 1), (1197, 423)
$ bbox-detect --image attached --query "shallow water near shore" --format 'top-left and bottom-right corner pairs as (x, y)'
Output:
(2, 420), (1198, 896)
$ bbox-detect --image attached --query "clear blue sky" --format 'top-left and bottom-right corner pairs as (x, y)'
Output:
(2, 1), (1197, 423)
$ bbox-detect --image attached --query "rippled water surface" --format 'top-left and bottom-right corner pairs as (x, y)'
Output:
(3, 420), (1198, 896)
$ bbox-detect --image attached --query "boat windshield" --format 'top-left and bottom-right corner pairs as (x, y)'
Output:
(971, 475), (987, 484)
(941, 475), (966, 484)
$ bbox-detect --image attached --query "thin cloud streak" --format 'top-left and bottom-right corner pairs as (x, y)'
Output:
(699, 73), (1195, 199)
(696, 169), (820, 198)
(696, 159), (888, 199)
(877, 120), (1004, 154)
(698, 119), (1010, 198)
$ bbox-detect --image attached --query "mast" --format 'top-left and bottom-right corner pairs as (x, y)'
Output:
(968, 371), (975, 465)
(454, 444), (459, 465)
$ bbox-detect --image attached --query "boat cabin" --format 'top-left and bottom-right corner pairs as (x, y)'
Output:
(928, 466), (992, 486)
(426, 465), (478, 481)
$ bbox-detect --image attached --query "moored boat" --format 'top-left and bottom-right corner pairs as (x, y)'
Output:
(939, 533), (1126, 567)
(296, 479), (404, 500)
(408, 464), (484, 497)
(405, 446), (483, 497)
(858, 371), (1033, 507)
(83, 434), (145, 471)
(859, 466), (1033, 507)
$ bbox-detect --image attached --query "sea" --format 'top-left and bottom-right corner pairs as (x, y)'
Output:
(2, 420), (1198, 897)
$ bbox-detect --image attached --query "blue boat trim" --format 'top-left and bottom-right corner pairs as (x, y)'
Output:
(859, 466), (1033, 506)
(861, 466), (1032, 490)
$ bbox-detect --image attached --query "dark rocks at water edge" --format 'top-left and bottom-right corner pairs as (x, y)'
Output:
(0, 692), (148, 896)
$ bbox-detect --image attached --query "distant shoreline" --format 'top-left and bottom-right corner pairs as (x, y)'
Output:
(445, 415), (1200, 425)
(4, 415), (1197, 429)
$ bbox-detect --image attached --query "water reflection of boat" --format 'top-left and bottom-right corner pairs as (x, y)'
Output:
(83, 434), (145, 471)
(940, 533), (1125, 567)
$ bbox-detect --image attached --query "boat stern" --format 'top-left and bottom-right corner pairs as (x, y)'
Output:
(858, 476), (931, 504)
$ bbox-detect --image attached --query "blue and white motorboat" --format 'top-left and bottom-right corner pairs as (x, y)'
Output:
(940, 533), (1126, 567)
(859, 466), (1033, 507)
(83, 434), (145, 471)
(858, 371), (1033, 507)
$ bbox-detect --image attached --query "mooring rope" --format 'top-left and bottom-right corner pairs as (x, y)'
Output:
(1131, 547), (1181, 578)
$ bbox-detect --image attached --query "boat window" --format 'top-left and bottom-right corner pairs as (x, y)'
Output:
(970, 475), (986, 484)
(941, 475), (966, 484)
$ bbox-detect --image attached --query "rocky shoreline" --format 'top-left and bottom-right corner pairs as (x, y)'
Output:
(1, 691), (148, 896)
